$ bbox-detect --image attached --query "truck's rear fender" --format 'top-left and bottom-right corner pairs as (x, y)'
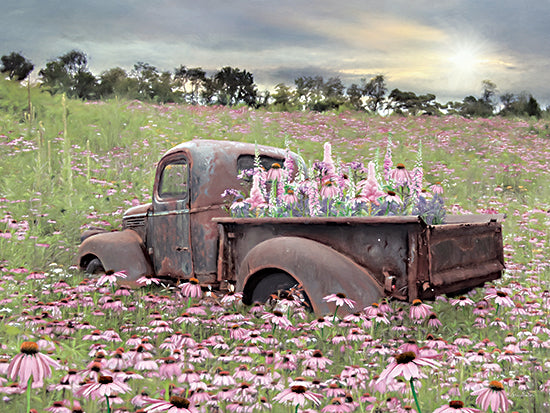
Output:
(76, 230), (153, 286)
(237, 236), (384, 315)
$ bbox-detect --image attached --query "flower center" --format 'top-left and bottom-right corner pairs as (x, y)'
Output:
(336, 293), (346, 299)
(20, 341), (39, 355)
(496, 291), (507, 297)
(395, 351), (416, 364)
(290, 385), (307, 394)
(169, 395), (190, 408)
(449, 400), (464, 408)
(271, 163), (281, 169)
(396, 163), (406, 169)
(189, 277), (199, 285)
(412, 299), (423, 306)
(98, 375), (113, 384)
(489, 380), (504, 391)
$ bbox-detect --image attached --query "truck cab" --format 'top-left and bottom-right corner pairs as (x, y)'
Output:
(77, 140), (294, 288)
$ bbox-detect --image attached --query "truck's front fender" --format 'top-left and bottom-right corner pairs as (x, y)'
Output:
(76, 230), (153, 286)
(237, 236), (384, 315)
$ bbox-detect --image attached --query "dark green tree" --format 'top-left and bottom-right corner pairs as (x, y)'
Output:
(364, 75), (387, 112)
(209, 66), (258, 107)
(346, 83), (364, 111)
(1, 52), (34, 81)
(271, 83), (295, 111)
(387, 89), (440, 115)
(38, 50), (96, 99)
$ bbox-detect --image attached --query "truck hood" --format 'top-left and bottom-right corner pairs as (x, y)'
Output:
(124, 203), (152, 217)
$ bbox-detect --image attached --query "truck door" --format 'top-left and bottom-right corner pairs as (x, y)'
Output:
(150, 155), (192, 278)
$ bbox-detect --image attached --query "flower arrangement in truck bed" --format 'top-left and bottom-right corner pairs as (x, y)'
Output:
(222, 137), (446, 225)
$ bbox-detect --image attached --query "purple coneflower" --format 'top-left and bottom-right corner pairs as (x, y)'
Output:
(389, 163), (411, 186)
(273, 383), (324, 407)
(409, 299), (433, 322)
(323, 293), (356, 310)
(96, 270), (127, 286)
(432, 400), (481, 412)
(7, 341), (61, 387)
(471, 380), (512, 412)
(75, 374), (131, 400)
(179, 277), (202, 298)
(136, 274), (161, 286)
(266, 162), (284, 182)
(144, 394), (199, 412)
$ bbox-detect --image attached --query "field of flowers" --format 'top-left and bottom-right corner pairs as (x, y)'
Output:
(0, 78), (549, 412)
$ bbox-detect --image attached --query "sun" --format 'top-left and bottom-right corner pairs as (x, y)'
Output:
(447, 45), (482, 76)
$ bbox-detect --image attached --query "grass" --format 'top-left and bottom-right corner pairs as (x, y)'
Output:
(0, 78), (549, 412)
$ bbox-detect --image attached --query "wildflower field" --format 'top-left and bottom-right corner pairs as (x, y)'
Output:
(1, 78), (550, 412)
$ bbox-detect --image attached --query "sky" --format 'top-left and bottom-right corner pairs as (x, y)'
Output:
(2, 0), (550, 104)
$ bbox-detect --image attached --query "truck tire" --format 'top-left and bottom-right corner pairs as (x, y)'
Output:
(247, 271), (312, 309)
(85, 258), (105, 275)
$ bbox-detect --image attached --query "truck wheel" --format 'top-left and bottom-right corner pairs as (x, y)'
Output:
(248, 272), (311, 309)
(85, 258), (105, 275)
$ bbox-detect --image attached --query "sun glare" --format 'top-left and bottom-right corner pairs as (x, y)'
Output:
(448, 45), (481, 75)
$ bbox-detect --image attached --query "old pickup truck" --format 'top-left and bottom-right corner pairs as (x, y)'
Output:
(77, 139), (505, 314)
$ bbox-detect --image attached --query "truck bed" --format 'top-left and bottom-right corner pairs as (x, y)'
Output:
(215, 214), (504, 305)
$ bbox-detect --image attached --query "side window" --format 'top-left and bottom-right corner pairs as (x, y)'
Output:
(158, 159), (188, 199)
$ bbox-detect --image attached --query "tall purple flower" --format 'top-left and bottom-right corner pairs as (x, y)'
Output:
(8, 341), (61, 387)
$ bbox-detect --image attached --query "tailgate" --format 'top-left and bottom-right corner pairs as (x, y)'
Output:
(427, 215), (504, 295)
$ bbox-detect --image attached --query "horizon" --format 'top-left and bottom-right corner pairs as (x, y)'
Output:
(2, 1), (549, 106)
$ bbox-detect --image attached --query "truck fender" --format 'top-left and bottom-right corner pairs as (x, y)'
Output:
(76, 229), (153, 286)
(237, 236), (384, 315)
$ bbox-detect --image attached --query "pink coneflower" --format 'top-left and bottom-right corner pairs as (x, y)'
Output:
(321, 179), (340, 199)
(136, 274), (162, 286)
(323, 293), (356, 310)
(179, 278), (202, 298)
(96, 270), (127, 286)
(377, 350), (441, 383)
(302, 349), (333, 370)
(321, 397), (353, 413)
(409, 299), (433, 322)
(261, 310), (293, 330)
(450, 296), (475, 307)
(471, 380), (512, 412)
(7, 341), (61, 387)
(144, 394), (199, 412)
(266, 162), (284, 182)
(273, 383), (324, 407)
(427, 313), (442, 328)
(281, 186), (298, 205)
(75, 374), (131, 400)
(389, 163), (411, 186)
(385, 190), (402, 205)
(484, 291), (515, 308)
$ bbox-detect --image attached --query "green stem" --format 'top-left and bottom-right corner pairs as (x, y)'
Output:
(409, 378), (422, 413)
(333, 305), (340, 322)
(26, 376), (32, 413)
(106, 394), (111, 413)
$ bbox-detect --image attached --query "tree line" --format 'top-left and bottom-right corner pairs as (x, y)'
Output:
(1, 50), (546, 118)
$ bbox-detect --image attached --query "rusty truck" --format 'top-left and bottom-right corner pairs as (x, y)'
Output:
(77, 139), (505, 314)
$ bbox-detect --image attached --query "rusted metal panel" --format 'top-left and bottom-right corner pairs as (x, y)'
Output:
(77, 230), (153, 285)
(237, 236), (385, 314)
(216, 214), (504, 309)
(426, 218), (504, 296)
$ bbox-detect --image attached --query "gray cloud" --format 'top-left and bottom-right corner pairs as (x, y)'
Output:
(2, 0), (550, 104)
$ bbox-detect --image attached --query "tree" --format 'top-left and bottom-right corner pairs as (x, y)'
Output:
(387, 89), (440, 115)
(499, 92), (541, 118)
(131, 62), (160, 100)
(97, 67), (131, 98)
(364, 75), (387, 112)
(1, 52), (34, 81)
(174, 66), (206, 104)
(271, 83), (295, 111)
(209, 66), (258, 107)
(38, 50), (96, 99)
(346, 83), (364, 111)
(481, 80), (497, 109)
(459, 96), (493, 118)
